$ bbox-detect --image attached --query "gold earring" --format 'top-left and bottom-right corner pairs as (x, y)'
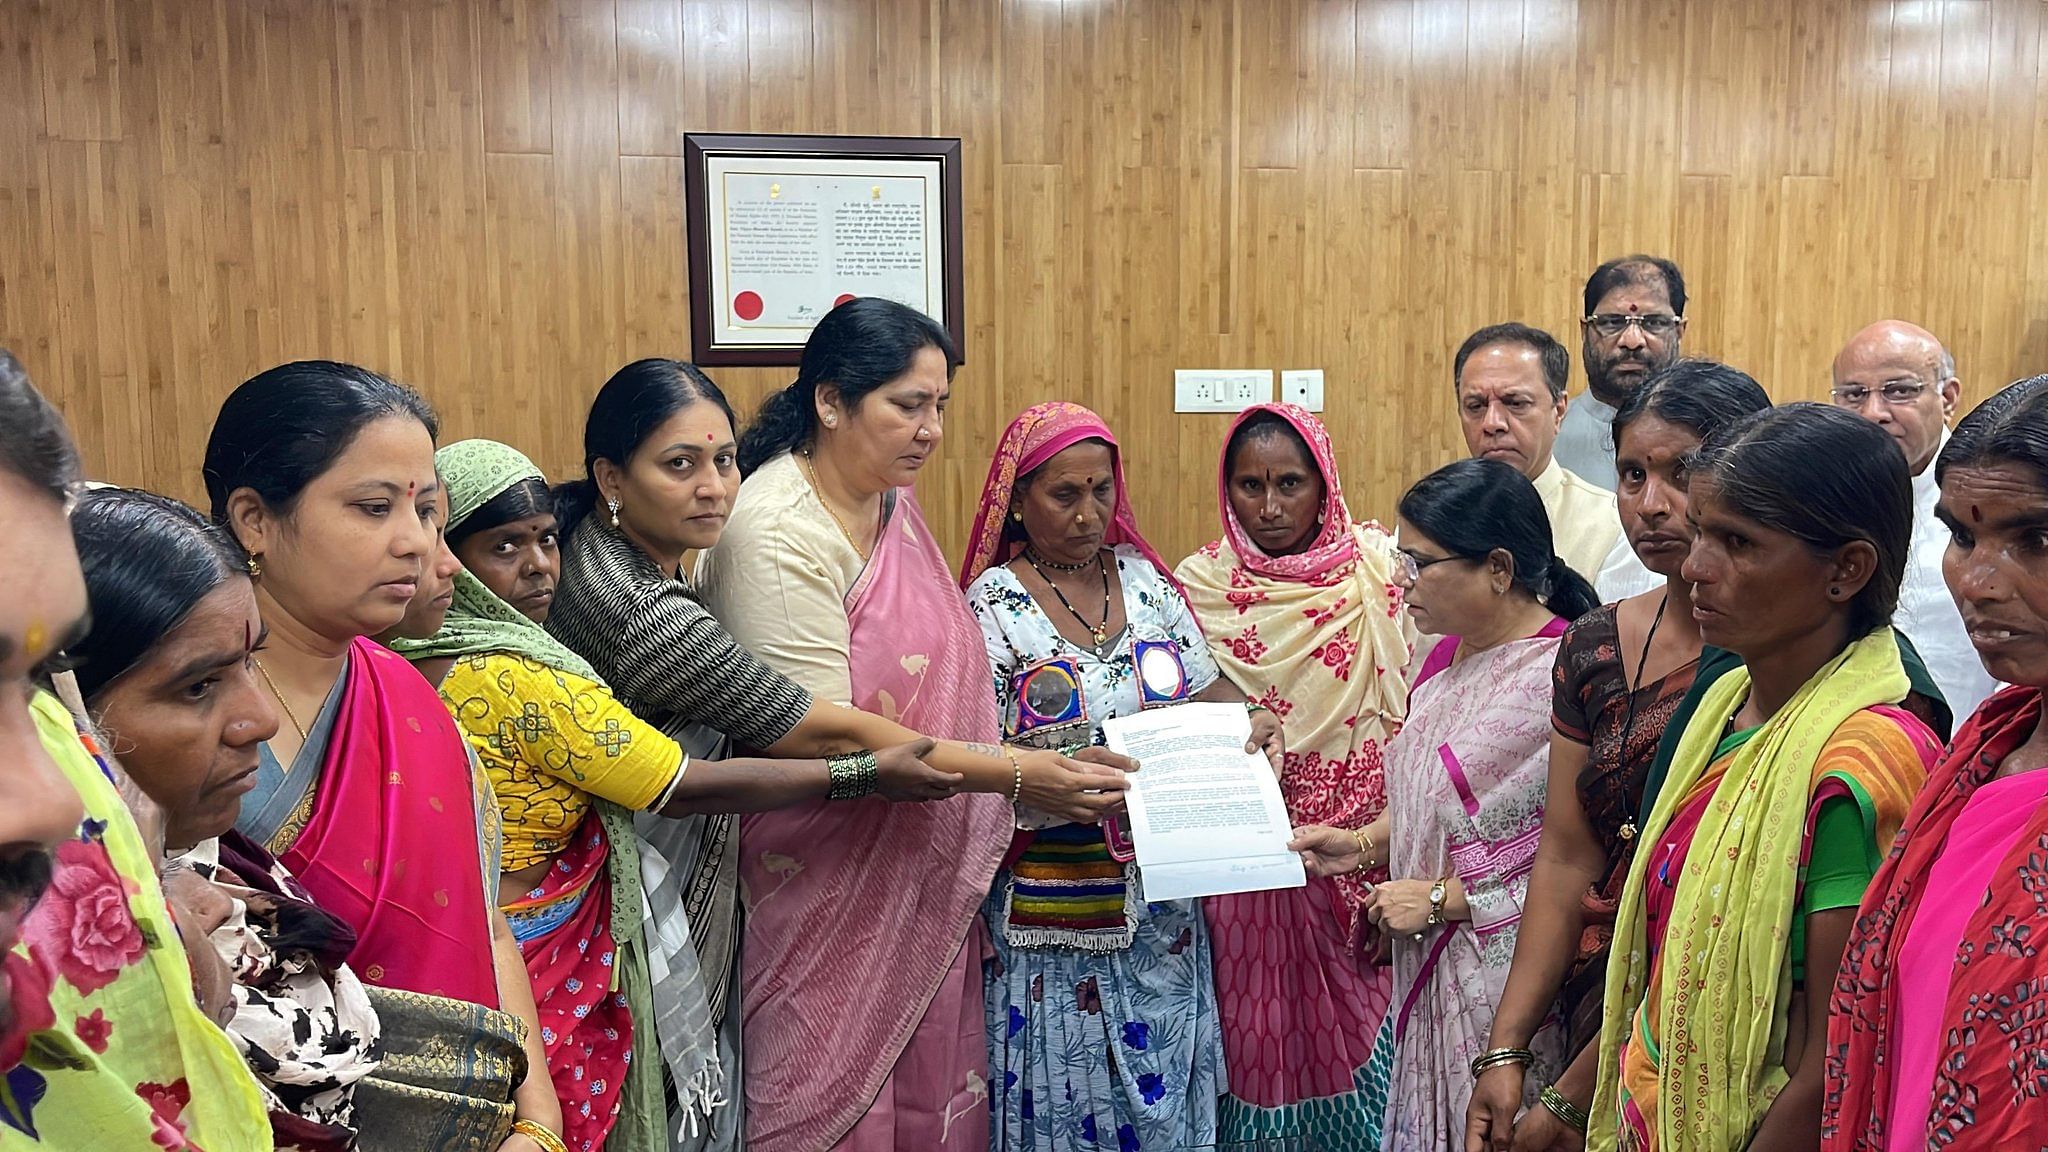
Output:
(823, 414), (838, 428)
(608, 498), (621, 528)
(1011, 511), (1023, 522)
(246, 554), (263, 578)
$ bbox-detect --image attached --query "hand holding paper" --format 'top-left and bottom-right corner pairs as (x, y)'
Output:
(1286, 824), (1364, 878)
(1101, 703), (1307, 902)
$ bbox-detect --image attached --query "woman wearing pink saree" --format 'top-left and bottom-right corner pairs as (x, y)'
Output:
(206, 362), (562, 1152)
(698, 299), (1129, 1152)
(1293, 458), (1604, 1150)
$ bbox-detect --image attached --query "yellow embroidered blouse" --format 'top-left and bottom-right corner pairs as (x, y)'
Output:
(440, 653), (686, 871)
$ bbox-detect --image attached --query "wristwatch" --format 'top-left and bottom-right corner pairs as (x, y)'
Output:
(1427, 879), (1448, 927)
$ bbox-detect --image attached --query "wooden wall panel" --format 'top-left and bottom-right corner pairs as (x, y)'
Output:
(5, 0), (2048, 567)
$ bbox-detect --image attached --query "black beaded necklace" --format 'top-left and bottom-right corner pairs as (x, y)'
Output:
(1024, 549), (1112, 647)
(1616, 592), (1700, 842)
(1024, 546), (1090, 572)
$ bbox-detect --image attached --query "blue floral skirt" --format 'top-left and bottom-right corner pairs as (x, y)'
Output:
(982, 880), (1225, 1151)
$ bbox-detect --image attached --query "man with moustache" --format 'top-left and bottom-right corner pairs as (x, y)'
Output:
(1831, 320), (2000, 717)
(1453, 322), (1626, 581)
(1553, 255), (1689, 486)
(0, 351), (268, 1148)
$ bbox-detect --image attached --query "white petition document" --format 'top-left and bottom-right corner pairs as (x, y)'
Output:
(1102, 703), (1307, 901)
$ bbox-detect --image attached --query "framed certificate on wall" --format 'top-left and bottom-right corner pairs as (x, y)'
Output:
(683, 132), (966, 367)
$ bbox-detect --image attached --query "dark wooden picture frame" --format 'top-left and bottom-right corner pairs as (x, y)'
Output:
(683, 132), (966, 367)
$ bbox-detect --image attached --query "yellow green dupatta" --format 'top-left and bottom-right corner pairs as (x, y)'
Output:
(6, 692), (271, 1150)
(1587, 629), (1920, 1152)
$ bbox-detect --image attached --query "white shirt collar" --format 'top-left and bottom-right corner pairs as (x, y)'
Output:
(1912, 427), (1951, 504)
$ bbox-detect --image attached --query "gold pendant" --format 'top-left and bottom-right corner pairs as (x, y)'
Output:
(1619, 821), (1638, 842)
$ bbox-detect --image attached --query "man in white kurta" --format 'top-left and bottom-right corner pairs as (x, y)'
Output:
(1453, 322), (1632, 583)
(1831, 320), (2000, 717)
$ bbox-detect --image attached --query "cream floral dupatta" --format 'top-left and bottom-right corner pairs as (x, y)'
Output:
(1177, 403), (1412, 932)
(1176, 403), (1414, 1137)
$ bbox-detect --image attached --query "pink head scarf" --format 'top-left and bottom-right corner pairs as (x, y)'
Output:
(1219, 403), (1361, 583)
(959, 401), (1178, 590)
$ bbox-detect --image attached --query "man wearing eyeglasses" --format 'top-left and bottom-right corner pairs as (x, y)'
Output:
(1553, 256), (1689, 488)
(1452, 322), (1627, 584)
(1830, 320), (1997, 716)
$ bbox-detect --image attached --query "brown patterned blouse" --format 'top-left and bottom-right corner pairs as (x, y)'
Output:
(1549, 601), (1698, 1057)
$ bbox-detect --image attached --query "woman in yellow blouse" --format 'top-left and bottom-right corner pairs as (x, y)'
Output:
(392, 439), (956, 1152)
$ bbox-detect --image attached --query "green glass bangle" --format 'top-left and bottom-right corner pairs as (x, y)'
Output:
(1538, 1084), (1589, 1133)
(827, 750), (879, 800)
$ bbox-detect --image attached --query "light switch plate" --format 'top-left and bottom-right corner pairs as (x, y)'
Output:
(1281, 369), (1324, 412)
(1175, 369), (1274, 413)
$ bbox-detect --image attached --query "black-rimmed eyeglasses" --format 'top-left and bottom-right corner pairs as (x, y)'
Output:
(1583, 314), (1680, 339)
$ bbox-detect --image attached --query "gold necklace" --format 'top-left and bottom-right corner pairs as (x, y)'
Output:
(252, 658), (310, 743)
(799, 450), (872, 561)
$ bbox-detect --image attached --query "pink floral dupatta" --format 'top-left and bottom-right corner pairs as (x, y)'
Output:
(739, 489), (1012, 1152)
(277, 638), (499, 1007)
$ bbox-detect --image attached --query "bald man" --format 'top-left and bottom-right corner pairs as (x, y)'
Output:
(1831, 320), (1997, 716)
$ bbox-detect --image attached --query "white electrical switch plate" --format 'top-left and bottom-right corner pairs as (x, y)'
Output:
(1174, 369), (1275, 413)
(1280, 369), (1324, 412)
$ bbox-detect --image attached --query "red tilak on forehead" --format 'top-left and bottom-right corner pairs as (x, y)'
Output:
(1972, 504), (1982, 523)
(406, 481), (416, 497)
(1627, 302), (1639, 313)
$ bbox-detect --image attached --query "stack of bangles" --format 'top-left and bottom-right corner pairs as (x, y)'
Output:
(1538, 1084), (1589, 1133)
(826, 750), (880, 799)
(512, 1119), (569, 1152)
(1245, 701), (1270, 716)
(1468, 1046), (1535, 1078)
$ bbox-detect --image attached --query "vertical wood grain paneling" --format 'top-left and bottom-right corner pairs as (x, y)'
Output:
(480, 0), (555, 154)
(4, 0), (2047, 564)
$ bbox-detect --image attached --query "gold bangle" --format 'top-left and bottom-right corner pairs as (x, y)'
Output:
(1004, 745), (1024, 807)
(1469, 1046), (1536, 1078)
(512, 1119), (568, 1152)
(1352, 825), (1375, 863)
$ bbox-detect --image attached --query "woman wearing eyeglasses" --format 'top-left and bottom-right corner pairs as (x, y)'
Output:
(1291, 457), (1601, 1149)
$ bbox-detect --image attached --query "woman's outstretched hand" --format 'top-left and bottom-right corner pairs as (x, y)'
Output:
(874, 738), (963, 801)
(1017, 747), (1134, 824)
